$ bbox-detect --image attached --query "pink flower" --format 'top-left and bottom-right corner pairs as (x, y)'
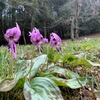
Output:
(30, 27), (48, 54)
(4, 22), (21, 58)
(50, 32), (61, 51)
(43, 38), (48, 43)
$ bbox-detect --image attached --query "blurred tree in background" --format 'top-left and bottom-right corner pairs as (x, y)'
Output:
(0, 0), (100, 45)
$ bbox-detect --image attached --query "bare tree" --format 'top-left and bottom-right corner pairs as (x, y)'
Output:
(70, 17), (75, 40)
(74, 0), (79, 39)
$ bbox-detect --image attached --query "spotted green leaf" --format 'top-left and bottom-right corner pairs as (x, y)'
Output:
(48, 76), (87, 89)
(44, 66), (79, 78)
(0, 78), (18, 91)
(30, 54), (47, 77)
(23, 77), (63, 100)
(14, 60), (31, 79)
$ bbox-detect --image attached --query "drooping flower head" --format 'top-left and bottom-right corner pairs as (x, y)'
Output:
(29, 27), (48, 54)
(50, 32), (61, 51)
(30, 27), (43, 45)
(4, 22), (21, 58)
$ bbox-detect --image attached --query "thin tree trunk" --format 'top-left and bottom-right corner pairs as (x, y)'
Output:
(75, 0), (79, 39)
(71, 17), (75, 41)
(22, 30), (26, 45)
(60, 26), (63, 39)
(31, 16), (35, 30)
(75, 16), (79, 39)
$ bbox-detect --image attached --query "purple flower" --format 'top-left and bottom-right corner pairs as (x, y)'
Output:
(50, 32), (61, 51)
(4, 22), (21, 58)
(30, 27), (48, 54)
(42, 38), (48, 43)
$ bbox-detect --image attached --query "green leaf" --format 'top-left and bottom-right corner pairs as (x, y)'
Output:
(15, 55), (47, 79)
(13, 78), (25, 90)
(47, 76), (68, 87)
(61, 53), (76, 62)
(70, 58), (91, 67)
(0, 78), (18, 92)
(53, 53), (61, 63)
(30, 54), (47, 77)
(47, 48), (56, 63)
(23, 77), (63, 100)
(75, 58), (91, 67)
(14, 60), (31, 79)
(82, 44), (94, 51)
(66, 77), (87, 89)
(87, 60), (100, 67)
(45, 66), (79, 78)
(48, 76), (87, 89)
(61, 53), (92, 67)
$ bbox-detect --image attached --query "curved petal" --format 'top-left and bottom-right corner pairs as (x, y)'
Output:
(13, 22), (21, 42)
(4, 23), (21, 42)
(51, 33), (61, 43)
(50, 32), (62, 51)
(30, 27), (44, 45)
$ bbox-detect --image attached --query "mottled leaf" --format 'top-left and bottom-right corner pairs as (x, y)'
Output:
(48, 76), (87, 89)
(45, 66), (79, 78)
(0, 78), (18, 91)
(66, 77), (87, 89)
(30, 54), (47, 77)
(47, 75), (68, 86)
(15, 60), (31, 79)
(23, 77), (63, 100)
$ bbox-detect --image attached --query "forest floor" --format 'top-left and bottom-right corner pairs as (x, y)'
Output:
(62, 33), (100, 100)
(0, 33), (100, 100)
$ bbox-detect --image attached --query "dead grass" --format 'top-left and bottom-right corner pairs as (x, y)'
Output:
(0, 88), (25, 100)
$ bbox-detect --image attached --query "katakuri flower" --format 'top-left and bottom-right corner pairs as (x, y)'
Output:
(50, 32), (61, 51)
(42, 38), (48, 43)
(29, 27), (48, 54)
(4, 22), (21, 58)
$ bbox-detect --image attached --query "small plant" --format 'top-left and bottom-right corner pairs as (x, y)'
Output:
(4, 22), (21, 59)
(29, 27), (48, 54)
(0, 39), (100, 99)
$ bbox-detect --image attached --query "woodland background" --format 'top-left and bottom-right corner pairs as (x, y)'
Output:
(0, 0), (100, 45)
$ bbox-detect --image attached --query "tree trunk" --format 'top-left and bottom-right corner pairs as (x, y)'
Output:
(71, 17), (75, 41)
(22, 30), (26, 45)
(75, 16), (79, 39)
(75, 0), (79, 39)
(31, 16), (35, 30)
(60, 26), (63, 39)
